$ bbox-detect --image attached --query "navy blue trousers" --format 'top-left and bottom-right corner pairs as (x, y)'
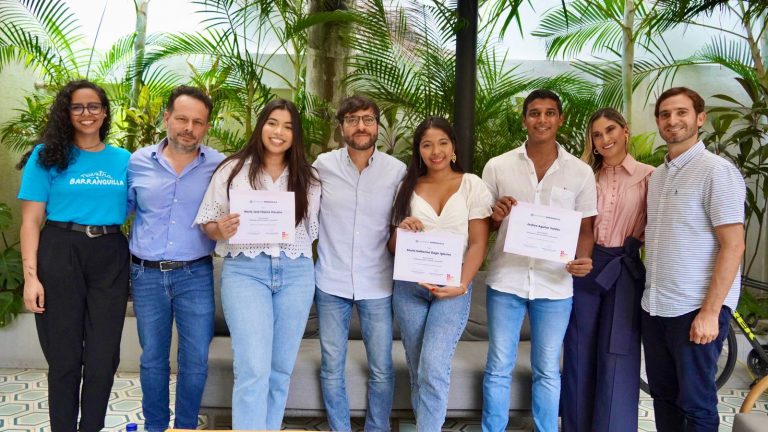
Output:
(561, 238), (644, 432)
(641, 306), (730, 432)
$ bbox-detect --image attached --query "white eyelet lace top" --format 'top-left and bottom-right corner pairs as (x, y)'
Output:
(194, 158), (321, 259)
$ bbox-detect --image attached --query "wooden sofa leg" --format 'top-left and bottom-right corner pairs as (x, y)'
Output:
(391, 417), (400, 432)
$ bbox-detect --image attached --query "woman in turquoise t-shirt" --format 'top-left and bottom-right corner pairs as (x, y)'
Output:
(17, 80), (130, 432)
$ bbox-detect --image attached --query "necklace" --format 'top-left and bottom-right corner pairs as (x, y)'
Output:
(76, 142), (104, 151)
(539, 156), (556, 173)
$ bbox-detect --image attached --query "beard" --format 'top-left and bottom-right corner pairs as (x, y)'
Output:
(660, 125), (697, 145)
(168, 134), (200, 154)
(344, 132), (376, 151)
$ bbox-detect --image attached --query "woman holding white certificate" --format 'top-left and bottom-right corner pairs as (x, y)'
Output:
(560, 108), (654, 432)
(388, 117), (492, 431)
(195, 99), (320, 429)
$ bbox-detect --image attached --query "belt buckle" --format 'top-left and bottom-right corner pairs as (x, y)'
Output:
(85, 226), (104, 238)
(159, 261), (174, 272)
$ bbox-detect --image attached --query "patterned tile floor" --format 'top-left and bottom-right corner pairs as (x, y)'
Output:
(0, 368), (766, 431)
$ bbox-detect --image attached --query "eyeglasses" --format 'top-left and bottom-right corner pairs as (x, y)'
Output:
(69, 103), (105, 116)
(343, 115), (377, 127)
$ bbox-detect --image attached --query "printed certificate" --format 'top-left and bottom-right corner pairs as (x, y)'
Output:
(503, 201), (581, 263)
(229, 190), (295, 244)
(393, 229), (464, 286)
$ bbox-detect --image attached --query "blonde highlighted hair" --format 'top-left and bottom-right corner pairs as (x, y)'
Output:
(581, 107), (629, 173)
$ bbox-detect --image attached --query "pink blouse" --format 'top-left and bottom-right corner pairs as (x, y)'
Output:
(593, 154), (655, 247)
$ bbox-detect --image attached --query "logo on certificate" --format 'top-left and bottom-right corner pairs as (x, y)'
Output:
(560, 250), (568, 259)
(282, 231), (289, 241)
(446, 273), (455, 283)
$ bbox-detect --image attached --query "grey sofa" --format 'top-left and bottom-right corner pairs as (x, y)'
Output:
(200, 258), (533, 428)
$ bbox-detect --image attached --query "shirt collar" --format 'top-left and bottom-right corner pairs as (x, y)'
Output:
(602, 154), (638, 175)
(516, 141), (567, 163)
(344, 146), (377, 167)
(151, 138), (206, 160)
(664, 141), (704, 169)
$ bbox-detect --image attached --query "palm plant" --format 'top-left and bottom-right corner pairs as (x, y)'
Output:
(0, 0), (86, 151)
(0, 0), (181, 153)
(337, 0), (604, 173)
(531, 0), (689, 126)
(0, 0), (86, 84)
(146, 0), (338, 156)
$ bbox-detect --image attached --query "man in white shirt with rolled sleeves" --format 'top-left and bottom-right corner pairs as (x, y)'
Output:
(481, 89), (597, 432)
(313, 95), (406, 432)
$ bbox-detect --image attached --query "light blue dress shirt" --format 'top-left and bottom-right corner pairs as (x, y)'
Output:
(128, 139), (225, 261)
(314, 147), (406, 300)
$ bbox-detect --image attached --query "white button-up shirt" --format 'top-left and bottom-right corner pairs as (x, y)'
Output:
(482, 144), (598, 299)
(642, 142), (746, 317)
(314, 148), (406, 300)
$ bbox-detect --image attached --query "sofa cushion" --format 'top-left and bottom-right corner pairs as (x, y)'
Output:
(733, 412), (768, 432)
(202, 337), (533, 412)
(212, 258), (529, 342)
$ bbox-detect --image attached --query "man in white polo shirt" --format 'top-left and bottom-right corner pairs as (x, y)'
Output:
(313, 95), (406, 431)
(642, 87), (746, 432)
(481, 89), (597, 432)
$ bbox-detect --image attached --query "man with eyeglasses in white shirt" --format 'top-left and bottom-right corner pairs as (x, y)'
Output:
(313, 96), (406, 431)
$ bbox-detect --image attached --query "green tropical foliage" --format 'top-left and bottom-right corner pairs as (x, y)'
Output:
(532, 0), (688, 123)
(0, 0), (182, 153)
(0, 0), (765, 292)
(0, 203), (23, 327)
(331, 0), (606, 173)
(703, 78), (768, 276)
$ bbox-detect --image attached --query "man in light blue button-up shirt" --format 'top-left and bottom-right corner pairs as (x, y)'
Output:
(127, 86), (224, 432)
(313, 96), (406, 431)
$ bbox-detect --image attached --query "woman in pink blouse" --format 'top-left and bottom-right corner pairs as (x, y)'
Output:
(561, 108), (654, 432)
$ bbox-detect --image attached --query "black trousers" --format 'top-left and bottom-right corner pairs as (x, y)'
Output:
(35, 224), (129, 432)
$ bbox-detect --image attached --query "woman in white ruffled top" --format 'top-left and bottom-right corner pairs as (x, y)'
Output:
(388, 116), (492, 431)
(195, 99), (320, 430)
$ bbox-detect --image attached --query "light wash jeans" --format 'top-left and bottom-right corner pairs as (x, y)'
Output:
(393, 280), (472, 432)
(315, 288), (394, 432)
(131, 258), (214, 432)
(481, 287), (572, 432)
(221, 252), (314, 430)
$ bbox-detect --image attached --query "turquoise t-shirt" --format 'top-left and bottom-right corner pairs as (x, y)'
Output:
(18, 144), (131, 226)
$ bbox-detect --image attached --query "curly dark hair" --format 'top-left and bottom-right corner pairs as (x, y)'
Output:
(16, 80), (112, 171)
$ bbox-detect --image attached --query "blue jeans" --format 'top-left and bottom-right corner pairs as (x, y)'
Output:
(393, 280), (472, 432)
(641, 307), (730, 432)
(131, 258), (214, 432)
(221, 252), (314, 430)
(482, 287), (572, 432)
(315, 289), (394, 432)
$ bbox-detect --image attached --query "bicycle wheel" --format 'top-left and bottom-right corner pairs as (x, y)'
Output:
(747, 344), (768, 379)
(640, 324), (738, 394)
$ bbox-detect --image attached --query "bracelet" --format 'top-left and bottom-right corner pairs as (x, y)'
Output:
(459, 283), (468, 296)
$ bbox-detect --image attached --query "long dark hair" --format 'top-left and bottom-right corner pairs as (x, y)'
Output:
(392, 116), (463, 225)
(580, 107), (629, 173)
(218, 99), (319, 226)
(16, 80), (112, 171)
